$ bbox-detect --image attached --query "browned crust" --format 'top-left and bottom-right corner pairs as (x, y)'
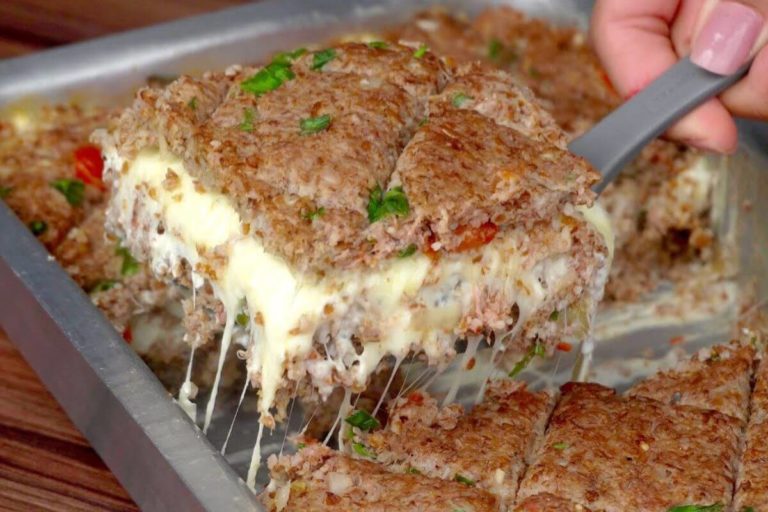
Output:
(517, 382), (742, 511)
(99, 42), (598, 273)
(361, 380), (553, 506)
(734, 355), (768, 511)
(627, 341), (755, 422)
(514, 493), (592, 512)
(263, 444), (500, 511)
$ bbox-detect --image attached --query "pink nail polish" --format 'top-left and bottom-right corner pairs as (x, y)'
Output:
(691, 1), (764, 75)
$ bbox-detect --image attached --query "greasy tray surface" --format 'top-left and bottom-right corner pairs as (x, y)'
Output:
(0, 1), (766, 511)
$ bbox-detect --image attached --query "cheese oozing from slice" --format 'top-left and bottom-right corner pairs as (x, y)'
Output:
(107, 148), (612, 427)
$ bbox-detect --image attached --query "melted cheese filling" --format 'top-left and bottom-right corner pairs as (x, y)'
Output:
(107, 148), (612, 430)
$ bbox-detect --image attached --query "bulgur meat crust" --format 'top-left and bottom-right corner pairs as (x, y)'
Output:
(263, 444), (500, 512)
(359, 380), (552, 506)
(627, 341), (755, 422)
(97, 41), (598, 273)
(514, 493), (593, 512)
(734, 355), (768, 511)
(517, 382), (742, 511)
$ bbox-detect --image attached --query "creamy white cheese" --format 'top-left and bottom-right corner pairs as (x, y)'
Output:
(107, 148), (613, 432)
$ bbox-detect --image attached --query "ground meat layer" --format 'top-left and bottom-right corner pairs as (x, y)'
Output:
(97, 42), (598, 274)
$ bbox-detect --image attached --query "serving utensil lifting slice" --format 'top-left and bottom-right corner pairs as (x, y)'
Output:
(569, 57), (751, 194)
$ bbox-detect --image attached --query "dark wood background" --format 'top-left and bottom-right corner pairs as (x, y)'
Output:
(0, 1), (249, 509)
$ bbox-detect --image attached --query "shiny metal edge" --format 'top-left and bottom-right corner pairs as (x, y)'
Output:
(0, 202), (258, 511)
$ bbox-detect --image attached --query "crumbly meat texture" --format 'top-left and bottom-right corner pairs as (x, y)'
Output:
(514, 493), (593, 512)
(627, 341), (755, 422)
(734, 355), (768, 511)
(359, 381), (552, 506)
(388, 7), (715, 303)
(517, 382), (742, 511)
(97, 42), (598, 273)
(263, 444), (500, 512)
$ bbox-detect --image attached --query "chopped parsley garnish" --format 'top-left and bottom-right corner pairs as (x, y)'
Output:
(115, 246), (140, 277)
(397, 244), (418, 258)
(29, 220), (47, 236)
(351, 442), (376, 459)
(241, 60), (295, 96)
(508, 340), (546, 378)
(0, 186), (10, 198)
(345, 410), (380, 431)
(549, 310), (559, 321)
(741, 508), (755, 512)
(488, 39), (503, 60)
(272, 47), (307, 66)
(666, 505), (723, 512)
(552, 442), (569, 451)
(405, 467), (421, 475)
(413, 43), (429, 59)
(454, 474), (475, 486)
(296, 442), (306, 450)
(300, 114), (331, 135)
(367, 41), (389, 49)
(236, 312), (249, 327)
(51, 178), (85, 206)
(451, 92), (473, 107)
(367, 184), (410, 223)
(528, 66), (542, 78)
(90, 279), (117, 293)
(187, 97), (197, 110)
(302, 206), (326, 222)
(240, 108), (255, 132)
(418, 116), (429, 127)
(310, 48), (337, 70)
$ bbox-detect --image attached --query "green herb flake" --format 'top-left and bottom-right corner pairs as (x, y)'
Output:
(311, 48), (337, 70)
(367, 184), (410, 223)
(345, 410), (381, 431)
(552, 442), (569, 451)
(451, 92), (473, 108)
(300, 114), (331, 135)
(187, 97), (198, 110)
(413, 43), (429, 59)
(508, 340), (546, 378)
(90, 279), (117, 293)
(454, 474), (475, 487)
(296, 442), (306, 450)
(418, 116), (429, 127)
(302, 206), (326, 222)
(528, 66), (542, 79)
(0, 186), (11, 199)
(51, 178), (85, 207)
(367, 41), (389, 49)
(241, 60), (296, 96)
(405, 467), (421, 475)
(397, 243), (418, 259)
(740, 508), (755, 512)
(272, 47), (307, 66)
(29, 220), (47, 236)
(115, 246), (140, 277)
(549, 310), (559, 322)
(488, 39), (503, 60)
(666, 505), (723, 512)
(351, 442), (376, 459)
(240, 108), (255, 132)
(236, 312), (249, 327)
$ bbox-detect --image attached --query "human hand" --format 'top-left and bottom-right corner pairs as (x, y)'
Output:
(591, 0), (768, 153)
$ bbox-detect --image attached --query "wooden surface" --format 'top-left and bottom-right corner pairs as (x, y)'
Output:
(0, 1), (248, 509)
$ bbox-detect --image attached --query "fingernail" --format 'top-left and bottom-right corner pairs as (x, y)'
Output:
(691, 1), (764, 74)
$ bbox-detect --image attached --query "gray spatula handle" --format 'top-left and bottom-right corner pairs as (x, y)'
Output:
(568, 57), (750, 194)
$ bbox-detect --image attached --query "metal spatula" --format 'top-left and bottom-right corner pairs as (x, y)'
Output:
(569, 57), (751, 194)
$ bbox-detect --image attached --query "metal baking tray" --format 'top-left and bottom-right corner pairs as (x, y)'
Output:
(0, 0), (766, 510)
